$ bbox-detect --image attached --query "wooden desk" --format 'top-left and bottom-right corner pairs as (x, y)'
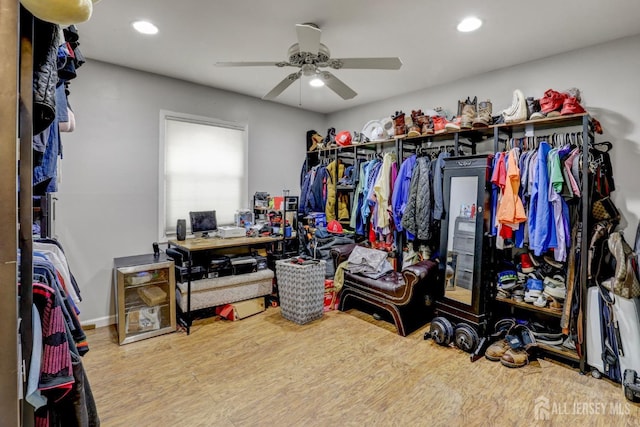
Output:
(168, 235), (281, 252)
(167, 235), (282, 334)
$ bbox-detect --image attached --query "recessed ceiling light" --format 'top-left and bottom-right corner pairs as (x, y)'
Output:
(457, 16), (482, 32)
(132, 20), (159, 35)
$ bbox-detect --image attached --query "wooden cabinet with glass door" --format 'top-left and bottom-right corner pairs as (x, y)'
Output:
(114, 254), (176, 345)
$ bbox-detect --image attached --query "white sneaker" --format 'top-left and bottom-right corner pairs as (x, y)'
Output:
(533, 295), (548, 308)
(503, 89), (528, 124)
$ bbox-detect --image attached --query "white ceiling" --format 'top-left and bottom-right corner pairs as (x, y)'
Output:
(77, 0), (640, 114)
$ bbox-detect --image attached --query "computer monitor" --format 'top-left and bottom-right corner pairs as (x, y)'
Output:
(189, 210), (217, 238)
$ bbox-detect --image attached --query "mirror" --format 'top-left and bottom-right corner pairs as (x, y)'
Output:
(444, 176), (478, 306)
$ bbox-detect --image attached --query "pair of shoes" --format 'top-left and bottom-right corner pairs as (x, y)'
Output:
(497, 270), (519, 291)
(524, 277), (544, 303)
(324, 127), (336, 147)
(308, 131), (324, 151)
(486, 321), (536, 368)
(560, 96), (586, 115)
(445, 116), (462, 131)
(392, 111), (406, 137)
(543, 275), (567, 300)
(472, 100), (493, 127)
(352, 131), (369, 144)
(527, 97), (545, 120)
(520, 253), (535, 273)
(407, 110), (423, 137)
(528, 321), (563, 346)
(502, 89), (528, 123)
(458, 96), (477, 129)
(540, 89), (568, 117)
(432, 116), (448, 134)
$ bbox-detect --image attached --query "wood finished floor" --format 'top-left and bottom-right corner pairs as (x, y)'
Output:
(83, 308), (639, 427)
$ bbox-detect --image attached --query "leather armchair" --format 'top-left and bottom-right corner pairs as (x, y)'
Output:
(331, 244), (439, 336)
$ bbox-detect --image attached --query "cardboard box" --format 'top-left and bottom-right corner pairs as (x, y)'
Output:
(216, 297), (266, 321)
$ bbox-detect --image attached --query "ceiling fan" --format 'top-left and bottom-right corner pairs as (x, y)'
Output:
(215, 23), (403, 100)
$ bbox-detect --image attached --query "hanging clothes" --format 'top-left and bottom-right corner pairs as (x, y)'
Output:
(497, 147), (527, 229)
(529, 141), (558, 256)
(372, 152), (396, 235)
(391, 154), (416, 239)
(402, 155), (432, 240)
(324, 159), (345, 223)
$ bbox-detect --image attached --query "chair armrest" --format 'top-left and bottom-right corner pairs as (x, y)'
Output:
(402, 259), (438, 287)
(330, 243), (357, 269)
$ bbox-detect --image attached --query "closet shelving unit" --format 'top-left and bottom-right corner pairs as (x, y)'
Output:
(306, 126), (494, 265)
(1, 2), (34, 425)
(490, 113), (591, 369)
(307, 113), (591, 370)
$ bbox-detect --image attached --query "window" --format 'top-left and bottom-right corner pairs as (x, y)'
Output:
(159, 111), (247, 240)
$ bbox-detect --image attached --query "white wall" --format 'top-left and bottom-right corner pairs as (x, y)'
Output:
(329, 34), (640, 240)
(59, 34), (640, 325)
(56, 61), (324, 325)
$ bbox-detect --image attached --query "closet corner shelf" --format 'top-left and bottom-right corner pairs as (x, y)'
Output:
(495, 296), (563, 318)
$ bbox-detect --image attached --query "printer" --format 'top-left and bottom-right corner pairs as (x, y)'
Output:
(218, 225), (246, 239)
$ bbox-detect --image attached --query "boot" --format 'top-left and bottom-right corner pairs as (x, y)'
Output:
(472, 100), (492, 127)
(392, 110), (406, 137)
(458, 96), (477, 129)
(526, 97), (544, 120)
(420, 116), (434, 135)
(324, 127), (336, 147)
(407, 110), (422, 137)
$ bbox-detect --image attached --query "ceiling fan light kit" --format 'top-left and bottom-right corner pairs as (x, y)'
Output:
(216, 23), (402, 101)
(457, 16), (482, 32)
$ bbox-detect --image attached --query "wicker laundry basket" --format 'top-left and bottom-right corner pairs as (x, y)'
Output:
(276, 259), (325, 324)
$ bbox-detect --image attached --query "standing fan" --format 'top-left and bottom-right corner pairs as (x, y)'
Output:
(215, 23), (402, 100)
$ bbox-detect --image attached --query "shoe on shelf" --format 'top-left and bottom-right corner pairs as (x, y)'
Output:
(458, 96), (477, 129)
(560, 96), (586, 115)
(497, 270), (519, 291)
(445, 116), (462, 131)
(472, 100), (493, 127)
(502, 89), (528, 124)
(392, 111), (406, 137)
(432, 116), (448, 134)
(533, 295), (548, 308)
(542, 255), (564, 269)
(543, 275), (567, 300)
(527, 97), (545, 120)
(540, 89), (566, 116)
(520, 253), (535, 273)
(528, 321), (563, 346)
(524, 277), (544, 302)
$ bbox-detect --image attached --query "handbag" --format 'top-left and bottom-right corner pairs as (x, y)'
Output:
(603, 232), (640, 299)
(592, 196), (620, 221)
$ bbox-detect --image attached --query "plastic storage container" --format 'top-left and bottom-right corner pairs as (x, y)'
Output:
(276, 259), (325, 324)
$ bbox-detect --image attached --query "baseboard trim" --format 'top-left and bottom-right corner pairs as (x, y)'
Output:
(81, 314), (116, 329)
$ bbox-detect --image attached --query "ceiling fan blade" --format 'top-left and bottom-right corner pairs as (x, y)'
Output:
(215, 61), (291, 67)
(329, 57), (403, 70)
(262, 72), (301, 100)
(320, 71), (357, 100)
(295, 23), (321, 54)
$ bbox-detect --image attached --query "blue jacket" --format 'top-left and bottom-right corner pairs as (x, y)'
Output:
(392, 154), (416, 231)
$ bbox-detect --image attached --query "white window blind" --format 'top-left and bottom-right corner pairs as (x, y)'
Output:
(160, 112), (247, 238)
